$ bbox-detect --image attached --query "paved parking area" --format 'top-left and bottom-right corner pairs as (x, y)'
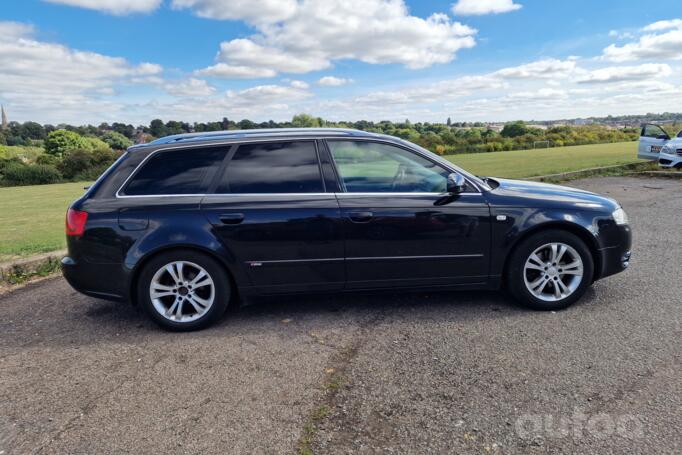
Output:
(1, 176), (680, 454)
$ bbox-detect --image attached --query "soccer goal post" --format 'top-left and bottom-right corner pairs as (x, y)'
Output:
(533, 140), (550, 149)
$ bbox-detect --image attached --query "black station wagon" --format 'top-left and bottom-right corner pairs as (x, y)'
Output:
(62, 128), (632, 330)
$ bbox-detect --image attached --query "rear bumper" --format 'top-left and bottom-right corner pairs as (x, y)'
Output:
(61, 256), (127, 302)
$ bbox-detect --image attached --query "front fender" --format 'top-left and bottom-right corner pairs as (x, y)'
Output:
(488, 207), (610, 281)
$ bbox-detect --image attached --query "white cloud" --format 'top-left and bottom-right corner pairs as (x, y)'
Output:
(171, 0), (297, 24)
(164, 78), (216, 97)
(0, 21), (163, 123)
(317, 76), (353, 86)
(226, 84), (311, 105)
(289, 80), (310, 89)
(196, 0), (477, 78)
(196, 63), (278, 79)
(641, 19), (682, 32)
(577, 63), (671, 83)
(451, 0), (522, 16)
(43, 0), (162, 15)
(603, 19), (682, 61)
(493, 59), (577, 79)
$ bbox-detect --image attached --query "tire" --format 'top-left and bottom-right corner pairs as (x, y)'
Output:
(137, 249), (231, 331)
(506, 230), (594, 311)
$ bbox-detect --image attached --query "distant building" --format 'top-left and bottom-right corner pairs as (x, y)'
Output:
(1, 105), (7, 130)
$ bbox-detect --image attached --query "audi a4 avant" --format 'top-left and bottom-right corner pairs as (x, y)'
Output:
(62, 128), (632, 330)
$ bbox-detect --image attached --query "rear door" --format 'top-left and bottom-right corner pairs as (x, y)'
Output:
(638, 124), (670, 160)
(200, 140), (344, 294)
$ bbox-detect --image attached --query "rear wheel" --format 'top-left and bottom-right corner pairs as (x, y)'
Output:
(137, 250), (231, 331)
(507, 230), (594, 311)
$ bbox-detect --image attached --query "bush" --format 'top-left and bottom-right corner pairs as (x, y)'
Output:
(36, 154), (60, 166)
(45, 130), (87, 157)
(101, 131), (133, 150)
(58, 148), (120, 180)
(73, 163), (112, 181)
(58, 149), (94, 180)
(2, 162), (62, 186)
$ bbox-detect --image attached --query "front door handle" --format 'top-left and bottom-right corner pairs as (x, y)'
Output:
(348, 211), (373, 223)
(219, 213), (245, 225)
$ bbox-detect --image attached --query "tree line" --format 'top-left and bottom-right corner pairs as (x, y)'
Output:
(1, 114), (641, 186)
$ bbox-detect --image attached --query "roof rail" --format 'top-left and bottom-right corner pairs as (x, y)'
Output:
(144, 128), (376, 146)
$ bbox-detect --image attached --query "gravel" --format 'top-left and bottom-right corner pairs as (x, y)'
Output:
(1, 176), (680, 454)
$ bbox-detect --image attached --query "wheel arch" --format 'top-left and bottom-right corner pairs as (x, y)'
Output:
(128, 244), (240, 306)
(501, 221), (601, 285)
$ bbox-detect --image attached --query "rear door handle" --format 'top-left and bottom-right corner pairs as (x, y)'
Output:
(348, 211), (373, 223)
(219, 213), (245, 225)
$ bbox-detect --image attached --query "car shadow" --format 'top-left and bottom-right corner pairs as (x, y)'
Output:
(1, 281), (599, 350)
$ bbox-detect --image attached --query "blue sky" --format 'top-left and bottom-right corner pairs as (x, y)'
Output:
(1, 0), (682, 125)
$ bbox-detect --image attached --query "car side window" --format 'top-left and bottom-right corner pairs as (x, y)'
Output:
(642, 124), (667, 138)
(216, 141), (324, 193)
(123, 147), (226, 195)
(327, 140), (450, 193)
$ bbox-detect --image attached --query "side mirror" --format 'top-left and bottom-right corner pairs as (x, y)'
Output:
(447, 172), (466, 194)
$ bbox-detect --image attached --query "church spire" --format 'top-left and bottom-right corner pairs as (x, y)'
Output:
(1, 105), (7, 131)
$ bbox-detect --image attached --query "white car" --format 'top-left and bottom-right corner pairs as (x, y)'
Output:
(637, 123), (682, 168)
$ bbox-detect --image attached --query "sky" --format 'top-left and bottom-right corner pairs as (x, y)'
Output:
(1, 0), (682, 125)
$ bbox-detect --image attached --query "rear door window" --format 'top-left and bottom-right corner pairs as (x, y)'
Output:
(122, 147), (226, 196)
(216, 141), (324, 193)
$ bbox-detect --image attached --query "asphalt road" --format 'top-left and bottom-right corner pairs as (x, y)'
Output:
(1, 176), (680, 455)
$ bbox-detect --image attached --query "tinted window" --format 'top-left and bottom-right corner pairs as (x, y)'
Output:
(124, 147), (225, 195)
(218, 141), (323, 193)
(328, 140), (450, 193)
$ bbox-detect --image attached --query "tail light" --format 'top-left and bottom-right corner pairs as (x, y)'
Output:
(66, 208), (88, 237)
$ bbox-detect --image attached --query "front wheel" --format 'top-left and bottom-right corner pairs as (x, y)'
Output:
(137, 250), (231, 331)
(507, 230), (594, 311)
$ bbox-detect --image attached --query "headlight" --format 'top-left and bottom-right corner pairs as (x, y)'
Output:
(661, 145), (675, 155)
(612, 207), (628, 225)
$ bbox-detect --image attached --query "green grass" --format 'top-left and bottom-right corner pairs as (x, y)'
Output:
(446, 141), (641, 179)
(0, 141), (643, 260)
(0, 181), (88, 261)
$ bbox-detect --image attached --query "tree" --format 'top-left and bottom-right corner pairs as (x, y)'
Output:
(501, 120), (529, 138)
(446, 117), (452, 126)
(101, 131), (133, 150)
(291, 113), (320, 128)
(44, 130), (87, 157)
(149, 119), (167, 138)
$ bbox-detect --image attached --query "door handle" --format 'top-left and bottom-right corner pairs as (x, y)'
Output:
(348, 211), (373, 223)
(219, 213), (245, 225)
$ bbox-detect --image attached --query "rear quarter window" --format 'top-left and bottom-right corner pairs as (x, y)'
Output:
(122, 147), (226, 196)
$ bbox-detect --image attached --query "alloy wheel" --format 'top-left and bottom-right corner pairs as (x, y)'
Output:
(149, 261), (215, 323)
(523, 242), (584, 302)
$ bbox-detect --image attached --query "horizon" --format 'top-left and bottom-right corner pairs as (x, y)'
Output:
(2, 1), (682, 125)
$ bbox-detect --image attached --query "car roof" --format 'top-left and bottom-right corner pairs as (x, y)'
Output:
(129, 128), (386, 150)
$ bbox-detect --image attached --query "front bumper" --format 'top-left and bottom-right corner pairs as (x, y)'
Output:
(658, 153), (682, 168)
(596, 224), (632, 280)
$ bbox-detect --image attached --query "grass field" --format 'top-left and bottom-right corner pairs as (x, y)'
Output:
(0, 141), (641, 261)
(446, 141), (639, 179)
(0, 181), (89, 261)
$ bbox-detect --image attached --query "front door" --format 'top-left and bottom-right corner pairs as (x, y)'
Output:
(325, 139), (491, 289)
(201, 140), (344, 294)
(638, 124), (670, 160)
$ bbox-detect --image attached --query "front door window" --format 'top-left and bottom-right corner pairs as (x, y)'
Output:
(327, 140), (450, 193)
